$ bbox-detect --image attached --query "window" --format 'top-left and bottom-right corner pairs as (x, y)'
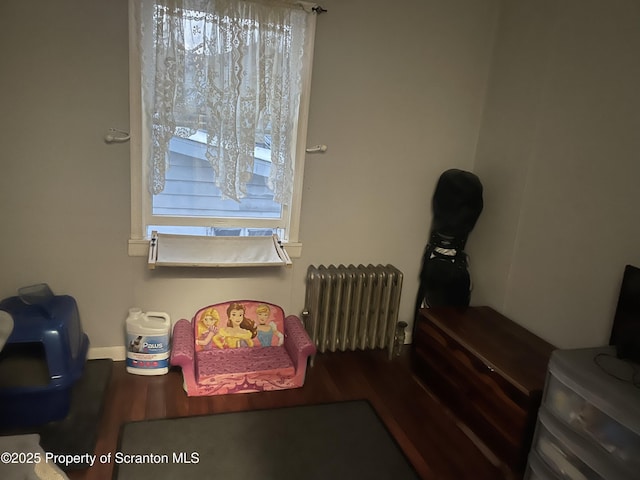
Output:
(128, 0), (319, 257)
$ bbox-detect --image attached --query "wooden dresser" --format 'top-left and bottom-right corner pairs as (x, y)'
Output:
(411, 306), (555, 472)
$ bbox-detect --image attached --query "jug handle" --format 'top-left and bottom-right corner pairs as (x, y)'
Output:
(145, 311), (171, 323)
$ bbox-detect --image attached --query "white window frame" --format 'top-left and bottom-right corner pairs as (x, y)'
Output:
(127, 0), (316, 259)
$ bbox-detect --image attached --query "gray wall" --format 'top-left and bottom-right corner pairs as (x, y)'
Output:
(3, 0), (638, 354)
(0, 0), (499, 354)
(468, 0), (640, 347)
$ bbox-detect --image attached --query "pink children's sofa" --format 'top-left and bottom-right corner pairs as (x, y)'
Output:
(170, 300), (316, 396)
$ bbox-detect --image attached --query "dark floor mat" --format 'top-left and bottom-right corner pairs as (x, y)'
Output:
(0, 358), (113, 470)
(115, 400), (419, 480)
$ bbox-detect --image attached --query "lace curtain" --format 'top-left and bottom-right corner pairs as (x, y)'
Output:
(139, 0), (315, 204)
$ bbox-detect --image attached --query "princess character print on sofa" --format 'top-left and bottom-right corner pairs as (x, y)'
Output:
(170, 300), (316, 396)
(212, 302), (258, 349)
(195, 307), (220, 351)
(256, 303), (284, 347)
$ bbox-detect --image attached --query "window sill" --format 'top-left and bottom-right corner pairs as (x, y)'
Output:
(128, 238), (302, 259)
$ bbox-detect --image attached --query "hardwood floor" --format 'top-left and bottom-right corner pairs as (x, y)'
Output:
(67, 349), (521, 480)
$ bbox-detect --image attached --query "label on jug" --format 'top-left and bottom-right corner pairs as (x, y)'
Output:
(126, 333), (170, 370)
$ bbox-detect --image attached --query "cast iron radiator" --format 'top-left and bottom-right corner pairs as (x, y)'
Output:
(303, 264), (403, 360)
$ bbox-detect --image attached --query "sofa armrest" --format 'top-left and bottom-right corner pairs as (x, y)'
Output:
(170, 318), (194, 367)
(283, 315), (316, 371)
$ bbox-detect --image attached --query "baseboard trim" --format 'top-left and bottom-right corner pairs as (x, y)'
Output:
(88, 346), (126, 361)
(87, 335), (411, 362)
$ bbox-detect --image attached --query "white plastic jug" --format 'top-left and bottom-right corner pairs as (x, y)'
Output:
(125, 308), (171, 375)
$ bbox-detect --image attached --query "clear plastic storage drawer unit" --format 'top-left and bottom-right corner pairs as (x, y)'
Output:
(525, 450), (561, 480)
(543, 346), (640, 477)
(533, 408), (634, 480)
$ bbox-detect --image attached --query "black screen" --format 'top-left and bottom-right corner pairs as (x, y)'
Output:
(609, 264), (640, 360)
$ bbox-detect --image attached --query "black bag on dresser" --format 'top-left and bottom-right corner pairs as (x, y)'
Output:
(415, 169), (483, 312)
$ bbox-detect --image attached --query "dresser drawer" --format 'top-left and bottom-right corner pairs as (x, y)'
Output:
(415, 319), (528, 425)
(413, 319), (527, 466)
(411, 307), (554, 472)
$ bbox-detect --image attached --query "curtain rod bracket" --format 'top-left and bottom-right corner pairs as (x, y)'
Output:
(312, 5), (327, 14)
